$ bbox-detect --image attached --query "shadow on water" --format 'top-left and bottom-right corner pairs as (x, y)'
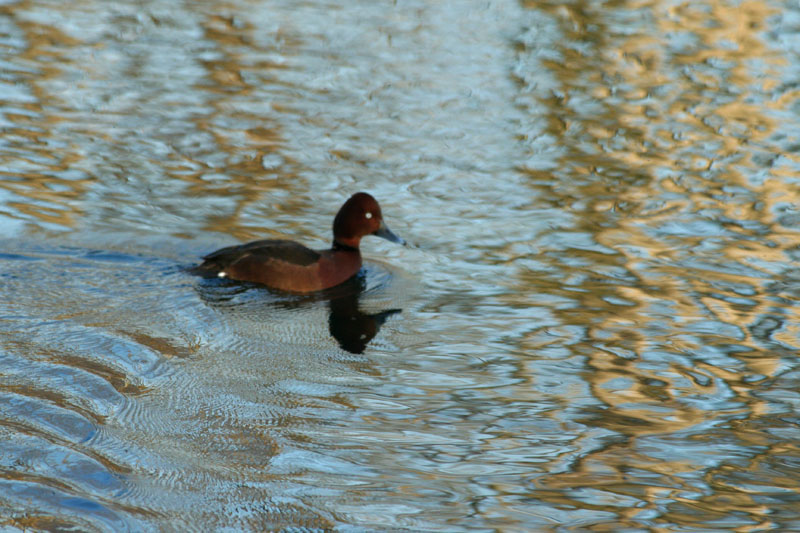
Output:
(194, 271), (402, 354)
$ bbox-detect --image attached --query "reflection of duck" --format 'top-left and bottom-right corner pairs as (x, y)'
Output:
(327, 276), (401, 354)
(195, 274), (401, 354)
(193, 193), (404, 292)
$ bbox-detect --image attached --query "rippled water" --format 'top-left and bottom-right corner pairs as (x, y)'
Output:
(2, 0), (800, 530)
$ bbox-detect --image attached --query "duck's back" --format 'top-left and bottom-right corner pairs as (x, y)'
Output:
(201, 239), (321, 269)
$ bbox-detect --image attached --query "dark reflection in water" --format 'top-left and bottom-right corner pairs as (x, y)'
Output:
(327, 281), (402, 354)
(195, 273), (401, 354)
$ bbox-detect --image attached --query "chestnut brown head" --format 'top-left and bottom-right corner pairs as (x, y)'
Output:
(332, 192), (404, 249)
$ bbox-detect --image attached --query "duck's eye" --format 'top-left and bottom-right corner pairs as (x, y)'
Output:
(365, 212), (373, 219)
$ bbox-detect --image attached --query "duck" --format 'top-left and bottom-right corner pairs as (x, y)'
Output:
(194, 192), (404, 293)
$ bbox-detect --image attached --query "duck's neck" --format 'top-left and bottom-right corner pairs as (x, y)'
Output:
(332, 240), (360, 253)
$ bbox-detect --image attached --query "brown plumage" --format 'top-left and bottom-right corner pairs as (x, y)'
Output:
(194, 192), (404, 293)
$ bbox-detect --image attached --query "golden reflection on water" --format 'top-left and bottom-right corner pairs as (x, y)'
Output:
(190, 13), (298, 241)
(0, 1), (308, 241)
(0, 5), (92, 231)
(515, 0), (800, 528)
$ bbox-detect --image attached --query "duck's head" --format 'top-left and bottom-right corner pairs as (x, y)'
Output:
(332, 192), (405, 249)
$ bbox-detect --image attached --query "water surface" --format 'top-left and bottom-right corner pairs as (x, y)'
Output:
(2, 0), (800, 530)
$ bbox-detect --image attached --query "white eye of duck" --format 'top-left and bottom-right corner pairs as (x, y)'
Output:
(365, 212), (373, 219)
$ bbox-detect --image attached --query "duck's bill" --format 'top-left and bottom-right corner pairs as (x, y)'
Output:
(374, 221), (405, 245)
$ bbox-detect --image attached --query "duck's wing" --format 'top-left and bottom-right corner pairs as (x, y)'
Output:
(198, 239), (321, 273)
